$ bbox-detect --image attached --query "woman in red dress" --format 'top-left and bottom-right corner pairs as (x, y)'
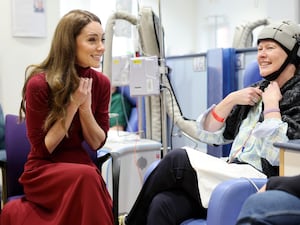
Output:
(1, 9), (114, 225)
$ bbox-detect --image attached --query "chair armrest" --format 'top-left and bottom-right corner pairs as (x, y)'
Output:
(274, 139), (300, 176)
(206, 178), (267, 225)
(274, 139), (300, 151)
(97, 150), (121, 225)
(143, 159), (160, 182)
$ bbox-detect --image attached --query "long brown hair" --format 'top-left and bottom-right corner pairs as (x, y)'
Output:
(19, 10), (101, 131)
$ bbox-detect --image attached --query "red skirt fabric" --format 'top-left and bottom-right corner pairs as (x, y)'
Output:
(1, 162), (114, 225)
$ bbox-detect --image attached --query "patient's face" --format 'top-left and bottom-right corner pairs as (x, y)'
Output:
(256, 40), (288, 77)
(111, 86), (117, 93)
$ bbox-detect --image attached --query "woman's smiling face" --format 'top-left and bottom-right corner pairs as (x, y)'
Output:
(75, 21), (105, 68)
(257, 40), (288, 77)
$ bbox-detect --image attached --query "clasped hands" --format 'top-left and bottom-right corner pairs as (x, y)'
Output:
(70, 77), (93, 111)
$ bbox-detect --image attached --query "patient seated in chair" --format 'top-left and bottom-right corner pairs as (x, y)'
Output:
(109, 86), (132, 131)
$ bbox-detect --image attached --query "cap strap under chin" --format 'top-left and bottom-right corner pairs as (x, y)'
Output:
(264, 57), (289, 81)
(264, 43), (300, 81)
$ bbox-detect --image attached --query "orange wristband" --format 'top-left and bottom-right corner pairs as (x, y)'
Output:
(211, 108), (225, 123)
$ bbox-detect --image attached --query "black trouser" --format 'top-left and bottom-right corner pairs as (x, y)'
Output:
(126, 148), (207, 225)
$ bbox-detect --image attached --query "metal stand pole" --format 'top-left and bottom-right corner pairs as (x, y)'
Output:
(158, 0), (168, 157)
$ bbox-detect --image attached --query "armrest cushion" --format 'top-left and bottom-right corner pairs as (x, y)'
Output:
(207, 178), (267, 225)
(274, 139), (300, 151)
(97, 149), (121, 225)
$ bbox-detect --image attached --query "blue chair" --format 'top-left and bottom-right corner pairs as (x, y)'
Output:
(0, 104), (6, 161)
(243, 60), (262, 87)
(187, 178), (267, 225)
(144, 160), (267, 225)
(0, 114), (30, 205)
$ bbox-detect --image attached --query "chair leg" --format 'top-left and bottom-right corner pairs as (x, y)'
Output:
(0, 162), (8, 210)
(97, 152), (121, 225)
(111, 153), (121, 225)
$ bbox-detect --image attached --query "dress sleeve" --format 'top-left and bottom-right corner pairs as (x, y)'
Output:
(91, 71), (111, 148)
(266, 175), (300, 198)
(25, 74), (50, 155)
(196, 104), (230, 145)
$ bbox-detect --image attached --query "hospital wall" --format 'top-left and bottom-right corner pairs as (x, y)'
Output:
(0, 0), (60, 115)
(0, 0), (299, 116)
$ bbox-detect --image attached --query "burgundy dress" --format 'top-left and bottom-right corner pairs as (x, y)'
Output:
(1, 66), (114, 225)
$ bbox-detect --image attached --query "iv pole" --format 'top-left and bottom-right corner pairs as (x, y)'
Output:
(157, 0), (168, 157)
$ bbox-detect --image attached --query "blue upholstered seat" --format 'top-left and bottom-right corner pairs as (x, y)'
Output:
(0, 104), (6, 161)
(243, 60), (262, 87)
(144, 160), (267, 225)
